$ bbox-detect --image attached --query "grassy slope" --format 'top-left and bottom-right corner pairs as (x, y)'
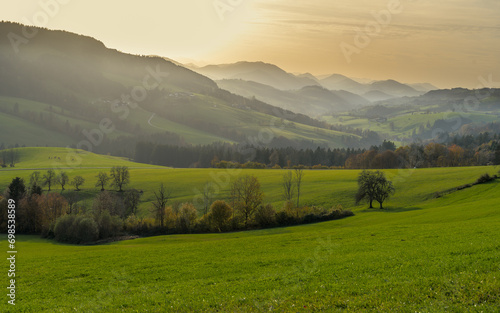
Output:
(0, 173), (499, 311)
(0, 112), (75, 147)
(1, 91), (358, 148)
(322, 111), (498, 142)
(1, 148), (498, 214)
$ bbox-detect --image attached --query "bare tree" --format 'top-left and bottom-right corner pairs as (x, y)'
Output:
(282, 171), (295, 202)
(294, 169), (304, 208)
(110, 166), (130, 192)
(231, 175), (263, 228)
(202, 181), (215, 216)
(153, 183), (171, 229)
(124, 189), (142, 216)
(95, 172), (110, 191)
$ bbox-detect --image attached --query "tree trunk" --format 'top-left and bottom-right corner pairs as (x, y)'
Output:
(379, 202), (383, 210)
(369, 199), (373, 208)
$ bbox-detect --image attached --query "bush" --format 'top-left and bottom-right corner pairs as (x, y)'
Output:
(275, 210), (298, 226)
(74, 217), (99, 243)
(176, 203), (198, 233)
(194, 214), (211, 233)
(54, 215), (99, 244)
(208, 200), (233, 232)
(97, 211), (123, 239)
(475, 173), (494, 184)
(255, 204), (276, 228)
(54, 215), (77, 243)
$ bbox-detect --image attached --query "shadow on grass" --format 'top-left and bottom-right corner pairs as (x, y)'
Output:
(359, 207), (423, 213)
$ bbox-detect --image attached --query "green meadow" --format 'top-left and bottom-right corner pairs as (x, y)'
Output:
(0, 148), (499, 312)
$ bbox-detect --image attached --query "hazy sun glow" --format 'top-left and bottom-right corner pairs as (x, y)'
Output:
(1, 0), (499, 88)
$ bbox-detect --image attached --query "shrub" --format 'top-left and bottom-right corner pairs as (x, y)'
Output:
(164, 205), (177, 230)
(54, 215), (99, 244)
(74, 217), (99, 243)
(255, 204), (276, 228)
(54, 215), (77, 243)
(194, 214), (211, 233)
(208, 200), (233, 232)
(475, 173), (494, 184)
(229, 214), (244, 231)
(97, 211), (123, 239)
(176, 203), (198, 233)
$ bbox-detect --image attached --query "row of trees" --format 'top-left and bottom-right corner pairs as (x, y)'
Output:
(24, 166), (130, 193)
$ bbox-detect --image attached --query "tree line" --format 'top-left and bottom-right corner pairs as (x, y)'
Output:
(345, 140), (500, 169)
(134, 141), (365, 168)
(134, 135), (500, 169)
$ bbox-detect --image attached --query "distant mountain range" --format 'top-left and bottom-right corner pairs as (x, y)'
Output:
(190, 62), (437, 117)
(2, 21), (493, 157)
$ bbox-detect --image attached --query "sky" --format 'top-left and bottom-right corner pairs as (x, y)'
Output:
(1, 0), (499, 88)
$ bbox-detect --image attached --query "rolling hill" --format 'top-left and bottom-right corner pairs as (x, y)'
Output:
(0, 22), (369, 154)
(216, 79), (369, 116)
(322, 87), (500, 143)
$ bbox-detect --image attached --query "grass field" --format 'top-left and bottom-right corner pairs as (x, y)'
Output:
(0, 170), (499, 311)
(1, 147), (499, 213)
(1, 148), (499, 311)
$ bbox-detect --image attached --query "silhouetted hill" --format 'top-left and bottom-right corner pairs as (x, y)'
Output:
(193, 61), (320, 90)
(320, 74), (367, 93)
(369, 80), (422, 97)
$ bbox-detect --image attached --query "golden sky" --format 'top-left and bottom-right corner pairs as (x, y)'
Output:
(1, 0), (499, 88)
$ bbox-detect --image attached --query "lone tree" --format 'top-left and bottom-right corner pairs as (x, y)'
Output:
(110, 166), (130, 192)
(294, 168), (304, 208)
(356, 170), (395, 209)
(231, 175), (263, 228)
(43, 169), (56, 191)
(56, 171), (69, 191)
(373, 175), (395, 209)
(152, 183), (171, 229)
(282, 171), (295, 203)
(70, 176), (85, 191)
(95, 172), (110, 191)
(201, 181), (216, 216)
